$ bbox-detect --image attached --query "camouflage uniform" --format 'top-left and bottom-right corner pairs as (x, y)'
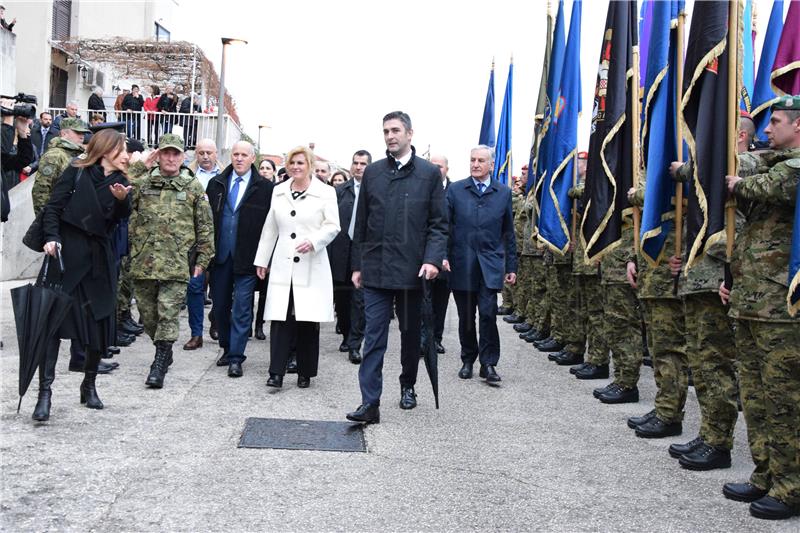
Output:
(546, 245), (582, 354)
(117, 161), (150, 319)
(600, 225), (642, 389)
(31, 136), (84, 216)
(631, 183), (688, 423)
(129, 163), (214, 344)
(505, 189), (525, 315)
(514, 189), (533, 320)
(729, 147), (800, 507)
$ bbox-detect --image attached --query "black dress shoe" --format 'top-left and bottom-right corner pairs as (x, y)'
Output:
(346, 404), (380, 424)
(399, 387), (417, 409)
(749, 496), (799, 520)
(642, 354), (653, 368)
(575, 363), (610, 380)
(555, 351), (584, 366)
(209, 323), (219, 341)
(497, 306), (513, 315)
(520, 329), (536, 340)
(548, 348), (567, 361)
(458, 362), (473, 379)
(435, 341), (445, 354)
(255, 324), (266, 340)
(297, 375), (310, 388)
(536, 339), (564, 352)
(593, 382), (615, 398)
(668, 436), (703, 458)
(228, 361), (243, 378)
(503, 314), (524, 324)
(599, 385), (639, 404)
(527, 329), (550, 342)
(266, 374), (283, 388)
(722, 482), (769, 503)
(349, 349), (362, 364)
(570, 362), (589, 375)
(286, 354), (298, 374)
(627, 409), (656, 430)
(116, 332), (135, 347)
(107, 346), (121, 355)
(480, 365), (501, 383)
(635, 417), (682, 438)
(679, 443), (731, 470)
(339, 342), (349, 353)
(216, 351), (229, 367)
(513, 323), (532, 333)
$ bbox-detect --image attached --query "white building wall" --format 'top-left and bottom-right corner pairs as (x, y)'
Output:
(4, 1), (53, 107)
(74, 0), (175, 41)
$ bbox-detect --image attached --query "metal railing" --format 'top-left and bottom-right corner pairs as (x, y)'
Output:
(45, 107), (244, 152)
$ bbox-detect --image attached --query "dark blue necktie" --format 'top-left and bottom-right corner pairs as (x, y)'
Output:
(229, 176), (243, 209)
(477, 182), (486, 195)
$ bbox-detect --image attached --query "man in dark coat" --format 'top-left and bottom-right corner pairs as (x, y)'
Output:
(329, 149), (371, 364)
(447, 145), (517, 383)
(87, 87), (106, 121)
(121, 85), (144, 139)
(424, 154), (452, 355)
(346, 111), (448, 424)
(206, 140), (273, 377)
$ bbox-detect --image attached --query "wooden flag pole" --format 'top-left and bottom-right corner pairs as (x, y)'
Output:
(726, 0), (740, 261)
(632, 45), (642, 252)
(673, 10), (686, 295)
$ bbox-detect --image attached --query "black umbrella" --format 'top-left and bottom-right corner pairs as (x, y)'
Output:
(10, 252), (72, 412)
(420, 278), (440, 409)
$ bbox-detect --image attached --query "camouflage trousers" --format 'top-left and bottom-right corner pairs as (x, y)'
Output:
(579, 275), (608, 366)
(133, 279), (187, 343)
(525, 256), (550, 333)
(116, 256), (133, 316)
(683, 293), (738, 449)
(603, 283), (642, 388)
(641, 298), (688, 423)
(547, 262), (582, 353)
(514, 256), (533, 319)
(735, 319), (800, 506)
(501, 281), (515, 311)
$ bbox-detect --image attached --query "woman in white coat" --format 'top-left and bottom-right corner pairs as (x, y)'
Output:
(254, 146), (340, 389)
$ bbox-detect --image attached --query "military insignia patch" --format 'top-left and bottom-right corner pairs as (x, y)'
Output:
(784, 159), (800, 169)
(40, 165), (54, 177)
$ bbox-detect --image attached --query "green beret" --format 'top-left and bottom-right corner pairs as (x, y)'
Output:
(773, 95), (800, 111)
(158, 133), (185, 153)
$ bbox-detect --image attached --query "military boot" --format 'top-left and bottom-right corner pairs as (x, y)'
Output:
(32, 339), (59, 421)
(145, 342), (171, 389)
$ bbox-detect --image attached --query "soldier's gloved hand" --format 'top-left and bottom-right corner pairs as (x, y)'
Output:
(669, 161), (686, 182)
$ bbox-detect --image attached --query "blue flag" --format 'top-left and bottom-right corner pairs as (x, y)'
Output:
(538, 0), (581, 254)
(493, 61), (513, 184)
(752, 0), (785, 140)
(640, 0), (683, 264)
(479, 63), (496, 147)
(741, 0), (755, 111)
(789, 184), (800, 316)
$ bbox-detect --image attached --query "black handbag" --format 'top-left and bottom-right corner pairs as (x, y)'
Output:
(22, 168), (83, 252)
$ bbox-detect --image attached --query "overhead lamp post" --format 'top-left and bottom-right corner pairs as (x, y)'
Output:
(215, 37), (248, 152)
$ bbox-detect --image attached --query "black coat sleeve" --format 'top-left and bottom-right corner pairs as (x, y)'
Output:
(422, 169), (448, 269)
(42, 165), (80, 244)
(350, 171), (369, 272)
(1, 136), (34, 171)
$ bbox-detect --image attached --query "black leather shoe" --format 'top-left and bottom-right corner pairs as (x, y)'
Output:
(570, 362), (589, 375)
(458, 362), (473, 379)
(520, 329), (536, 340)
(209, 322), (219, 341)
(227, 361), (243, 378)
(481, 365), (501, 383)
(69, 361), (115, 374)
(548, 348), (567, 361)
(107, 346), (121, 355)
(297, 375), (310, 388)
(679, 443), (731, 471)
(575, 363), (610, 380)
(349, 349), (362, 364)
(527, 329), (550, 342)
(749, 496), (799, 520)
(435, 341), (445, 354)
(497, 306), (513, 315)
(255, 323), (266, 340)
(120, 320), (144, 336)
(286, 354), (298, 374)
(399, 387), (417, 409)
(513, 323), (532, 333)
(642, 354), (653, 368)
(627, 409), (656, 430)
(339, 342), (349, 353)
(555, 351), (584, 366)
(266, 373), (283, 388)
(593, 382), (615, 399)
(116, 332), (135, 347)
(668, 436), (703, 458)
(599, 385), (639, 404)
(216, 351), (229, 367)
(346, 404), (380, 424)
(635, 417), (682, 438)
(722, 482), (769, 503)
(503, 314), (524, 324)
(536, 339), (564, 352)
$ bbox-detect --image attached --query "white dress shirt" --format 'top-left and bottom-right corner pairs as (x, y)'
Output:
(229, 169), (251, 210)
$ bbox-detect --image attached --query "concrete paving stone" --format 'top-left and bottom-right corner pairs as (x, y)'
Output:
(1, 278), (797, 531)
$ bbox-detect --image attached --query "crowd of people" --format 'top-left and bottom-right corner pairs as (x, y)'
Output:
(10, 96), (800, 521)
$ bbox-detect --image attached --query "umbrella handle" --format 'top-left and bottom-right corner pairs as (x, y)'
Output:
(56, 248), (65, 274)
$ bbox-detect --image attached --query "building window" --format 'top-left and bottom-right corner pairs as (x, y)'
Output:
(155, 22), (170, 42)
(52, 0), (72, 41)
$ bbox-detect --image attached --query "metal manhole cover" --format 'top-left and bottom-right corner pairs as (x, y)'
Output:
(238, 418), (367, 452)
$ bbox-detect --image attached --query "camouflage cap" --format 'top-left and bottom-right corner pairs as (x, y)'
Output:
(158, 133), (185, 153)
(773, 95), (800, 111)
(60, 117), (90, 133)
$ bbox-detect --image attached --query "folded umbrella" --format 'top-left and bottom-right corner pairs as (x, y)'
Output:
(420, 278), (440, 409)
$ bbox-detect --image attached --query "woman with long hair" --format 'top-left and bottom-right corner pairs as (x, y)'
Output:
(36, 129), (132, 420)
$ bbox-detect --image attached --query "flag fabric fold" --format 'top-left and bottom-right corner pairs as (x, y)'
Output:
(740, 0), (755, 111)
(479, 63), (496, 148)
(771, 0), (800, 96)
(752, 0), (785, 140)
(493, 61), (513, 185)
(581, 0), (639, 263)
(789, 184), (800, 316)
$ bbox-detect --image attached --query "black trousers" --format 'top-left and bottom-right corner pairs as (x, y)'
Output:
(269, 289), (319, 377)
(333, 281), (351, 340)
(254, 275), (268, 326)
(453, 278), (500, 366)
(425, 277), (450, 343)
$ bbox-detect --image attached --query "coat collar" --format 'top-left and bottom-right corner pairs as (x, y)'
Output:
(384, 145), (418, 171)
(274, 174), (328, 200)
(463, 176), (498, 196)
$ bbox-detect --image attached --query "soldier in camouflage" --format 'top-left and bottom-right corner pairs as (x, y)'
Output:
(128, 134), (215, 389)
(520, 186), (551, 344)
(502, 183), (526, 324)
(30, 118), (88, 216)
(719, 96), (800, 520)
(512, 167), (537, 337)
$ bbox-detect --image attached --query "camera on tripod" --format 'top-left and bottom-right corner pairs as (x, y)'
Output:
(0, 93), (38, 119)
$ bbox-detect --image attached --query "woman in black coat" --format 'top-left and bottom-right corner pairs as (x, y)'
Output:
(37, 129), (132, 420)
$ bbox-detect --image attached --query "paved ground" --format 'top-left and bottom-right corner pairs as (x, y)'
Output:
(1, 278), (797, 532)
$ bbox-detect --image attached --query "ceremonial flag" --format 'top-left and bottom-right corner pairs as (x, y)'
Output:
(493, 60), (513, 185)
(581, 0), (639, 262)
(752, 0), (785, 140)
(640, 0), (684, 264)
(682, 0), (737, 268)
(479, 63), (496, 147)
(789, 184), (800, 316)
(539, 0), (582, 254)
(771, 0), (800, 95)
(639, 0), (655, 87)
(741, 0), (756, 111)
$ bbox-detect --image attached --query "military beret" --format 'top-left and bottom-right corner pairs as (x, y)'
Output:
(158, 133), (185, 153)
(773, 95), (800, 111)
(60, 117), (90, 133)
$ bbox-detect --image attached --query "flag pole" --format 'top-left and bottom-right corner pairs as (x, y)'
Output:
(726, 0), (741, 261)
(632, 44), (642, 252)
(571, 152), (578, 247)
(673, 9), (686, 295)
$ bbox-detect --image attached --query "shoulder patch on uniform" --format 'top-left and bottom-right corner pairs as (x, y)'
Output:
(40, 165), (55, 177)
(784, 158), (800, 169)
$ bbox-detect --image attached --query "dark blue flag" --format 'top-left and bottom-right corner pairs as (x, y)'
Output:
(479, 63), (496, 147)
(789, 183), (800, 316)
(640, 0), (684, 264)
(493, 61), (513, 185)
(740, 0), (755, 111)
(752, 0), (785, 140)
(538, 0), (581, 254)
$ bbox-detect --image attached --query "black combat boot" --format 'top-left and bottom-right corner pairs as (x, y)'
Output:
(80, 349), (104, 409)
(32, 339), (59, 421)
(145, 342), (171, 389)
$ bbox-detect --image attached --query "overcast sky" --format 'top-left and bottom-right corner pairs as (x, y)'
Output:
(175, 0), (779, 179)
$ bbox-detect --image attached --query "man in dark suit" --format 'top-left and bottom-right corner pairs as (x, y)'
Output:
(25, 112), (59, 176)
(206, 140), (273, 377)
(329, 149), (372, 364)
(346, 111), (448, 424)
(423, 155), (452, 354)
(447, 145), (517, 383)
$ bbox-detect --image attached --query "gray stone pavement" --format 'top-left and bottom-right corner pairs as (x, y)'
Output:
(0, 278), (797, 532)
